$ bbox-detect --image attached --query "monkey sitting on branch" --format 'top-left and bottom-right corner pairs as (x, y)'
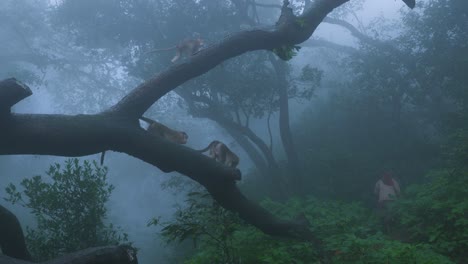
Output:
(100, 117), (188, 165)
(196, 140), (239, 169)
(139, 116), (188, 144)
(146, 37), (204, 63)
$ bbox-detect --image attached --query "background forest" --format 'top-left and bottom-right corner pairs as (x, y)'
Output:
(0, 0), (467, 263)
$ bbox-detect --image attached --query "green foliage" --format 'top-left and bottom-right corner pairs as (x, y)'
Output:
(152, 192), (452, 263)
(148, 191), (243, 263)
(4, 158), (129, 261)
(300, 65), (322, 83)
(392, 169), (468, 261)
(273, 45), (301, 61)
(445, 129), (468, 166)
(329, 235), (452, 264)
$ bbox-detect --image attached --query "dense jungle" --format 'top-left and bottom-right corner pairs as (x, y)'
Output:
(0, 0), (467, 263)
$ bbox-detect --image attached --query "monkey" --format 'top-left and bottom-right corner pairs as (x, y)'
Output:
(197, 140), (239, 168)
(140, 116), (188, 144)
(100, 117), (188, 165)
(146, 37), (204, 63)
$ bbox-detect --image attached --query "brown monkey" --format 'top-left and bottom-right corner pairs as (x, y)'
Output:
(100, 117), (188, 165)
(140, 116), (188, 144)
(146, 38), (204, 63)
(197, 140), (239, 168)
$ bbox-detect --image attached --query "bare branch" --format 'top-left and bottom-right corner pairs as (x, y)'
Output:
(323, 17), (400, 52)
(302, 38), (357, 53)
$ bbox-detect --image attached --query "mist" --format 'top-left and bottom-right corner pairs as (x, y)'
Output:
(1, 0), (467, 263)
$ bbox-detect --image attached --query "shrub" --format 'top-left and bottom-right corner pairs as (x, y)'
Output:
(5, 158), (129, 261)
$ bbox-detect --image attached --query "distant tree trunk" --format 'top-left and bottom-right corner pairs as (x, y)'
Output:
(226, 132), (289, 199)
(179, 92), (280, 174)
(269, 57), (301, 187)
(224, 124), (269, 175)
(229, 0), (297, 195)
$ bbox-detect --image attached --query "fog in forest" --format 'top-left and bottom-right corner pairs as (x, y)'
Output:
(1, 0), (467, 263)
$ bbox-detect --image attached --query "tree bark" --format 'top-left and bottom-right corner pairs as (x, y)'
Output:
(269, 57), (301, 186)
(0, 78), (32, 115)
(0, 205), (32, 261)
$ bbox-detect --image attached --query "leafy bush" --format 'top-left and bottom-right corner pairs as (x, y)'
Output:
(5, 158), (129, 261)
(151, 193), (452, 263)
(393, 168), (468, 262)
(149, 191), (244, 263)
(263, 198), (451, 264)
(329, 234), (452, 264)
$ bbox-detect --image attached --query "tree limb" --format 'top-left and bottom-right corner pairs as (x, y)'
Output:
(302, 38), (357, 53)
(323, 16), (399, 50)
(109, 0), (350, 118)
(0, 205), (32, 261)
(0, 78), (32, 115)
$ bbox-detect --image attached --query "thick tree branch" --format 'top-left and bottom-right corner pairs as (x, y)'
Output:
(0, 78), (32, 115)
(109, 0), (350, 118)
(0, 114), (241, 181)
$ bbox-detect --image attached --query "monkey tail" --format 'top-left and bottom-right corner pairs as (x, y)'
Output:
(100, 151), (106, 165)
(196, 140), (218, 153)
